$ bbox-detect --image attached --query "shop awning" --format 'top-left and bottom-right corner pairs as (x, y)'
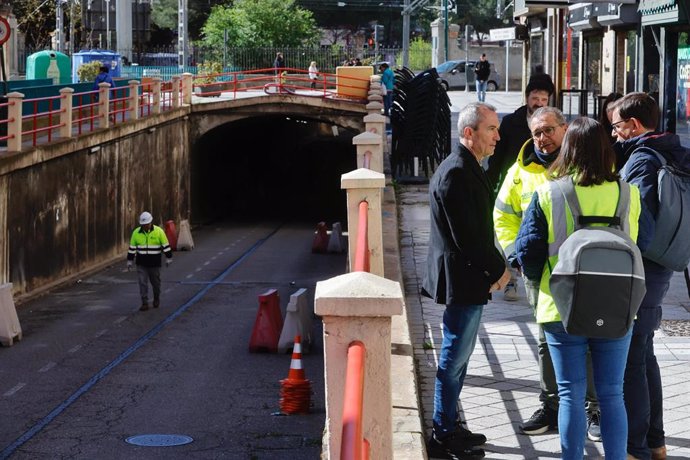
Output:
(638, 0), (676, 15)
(638, 0), (685, 25)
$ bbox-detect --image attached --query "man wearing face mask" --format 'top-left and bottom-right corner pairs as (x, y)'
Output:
(494, 107), (602, 441)
(486, 72), (554, 302)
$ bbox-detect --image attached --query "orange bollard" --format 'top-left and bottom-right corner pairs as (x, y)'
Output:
(279, 335), (312, 414)
(164, 220), (178, 251)
(249, 289), (283, 353)
(311, 222), (329, 253)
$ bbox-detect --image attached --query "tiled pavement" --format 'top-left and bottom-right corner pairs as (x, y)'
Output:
(395, 184), (690, 459)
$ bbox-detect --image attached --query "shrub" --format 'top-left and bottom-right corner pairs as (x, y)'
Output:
(194, 61), (223, 84)
(77, 60), (103, 83)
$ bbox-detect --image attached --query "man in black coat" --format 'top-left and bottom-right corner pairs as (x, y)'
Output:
(485, 71), (554, 303)
(422, 102), (511, 460)
(486, 72), (555, 194)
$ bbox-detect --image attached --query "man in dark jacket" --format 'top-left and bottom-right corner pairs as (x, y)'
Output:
(474, 54), (491, 102)
(486, 72), (554, 193)
(486, 71), (554, 302)
(609, 92), (690, 460)
(422, 102), (511, 460)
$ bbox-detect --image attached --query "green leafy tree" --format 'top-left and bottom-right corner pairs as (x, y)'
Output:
(151, 0), (225, 42)
(201, 0), (319, 49)
(455, 0), (505, 45)
(12, 0), (82, 49)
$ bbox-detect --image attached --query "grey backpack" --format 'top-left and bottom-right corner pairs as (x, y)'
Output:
(629, 148), (690, 271)
(548, 178), (647, 338)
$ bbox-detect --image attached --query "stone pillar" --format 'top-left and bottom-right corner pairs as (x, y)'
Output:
(315, 271), (403, 460)
(182, 73), (194, 105)
(352, 131), (383, 173)
(59, 87), (74, 139)
(363, 113), (387, 154)
(341, 168), (385, 277)
(98, 82), (111, 128)
(129, 80), (140, 121)
(171, 76), (181, 108)
(0, 283), (22, 347)
(6, 92), (23, 152)
(151, 78), (162, 114)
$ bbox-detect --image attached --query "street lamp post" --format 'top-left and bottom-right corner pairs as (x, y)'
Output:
(105, 0), (110, 49)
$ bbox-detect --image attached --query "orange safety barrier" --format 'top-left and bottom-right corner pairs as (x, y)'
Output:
(248, 288), (283, 353)
(341, 340), (368, 460)
(353, 201), (370, 273)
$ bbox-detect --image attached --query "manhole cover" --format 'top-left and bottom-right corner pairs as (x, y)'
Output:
(125, 434), (194, 447)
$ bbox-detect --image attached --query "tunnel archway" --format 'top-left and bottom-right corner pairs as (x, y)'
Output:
(191, 114), (359, 225)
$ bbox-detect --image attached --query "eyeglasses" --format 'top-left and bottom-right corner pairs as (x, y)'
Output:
(532, 126), (558, 139)
(610, 119), (629, 132)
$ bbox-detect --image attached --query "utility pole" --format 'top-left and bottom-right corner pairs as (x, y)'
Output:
(443, 0), (448, 62)
(178, 0), (187, 71)
(55, 0), (63, 52)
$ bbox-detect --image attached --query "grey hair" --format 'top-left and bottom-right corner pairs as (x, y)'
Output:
(457, 102), (497, 132)
(530, 106), (567, 127)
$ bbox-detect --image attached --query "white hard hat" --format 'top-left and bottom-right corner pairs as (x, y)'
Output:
(139, 211), (153, 225)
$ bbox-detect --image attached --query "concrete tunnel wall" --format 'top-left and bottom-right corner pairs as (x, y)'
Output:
(0, 109), (192, 299)
(0, 96), (367, 300)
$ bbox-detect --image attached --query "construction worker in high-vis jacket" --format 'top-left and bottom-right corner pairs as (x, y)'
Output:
(127, 211), (172, 311)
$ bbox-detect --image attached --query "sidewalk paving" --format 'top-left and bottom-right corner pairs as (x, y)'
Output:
(395, 183), (690, 459)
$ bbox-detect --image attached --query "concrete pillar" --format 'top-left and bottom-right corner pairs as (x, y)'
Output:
(352, 131), (383, 173)
(365, 101), (384, 116)
(314, 271), (403, 460)
(128, 80), (140, 121)
(182, 73), (193, 105)
(341, 168), (385, 277)
(152, 78), (162, 114)
(171, 76), (181, 108)
(99, 82), (111, 129)
(59, 87), (74, 139)
(0, 283), (22, 347)
(6, 92), (23, 152)
(363, 113), (387, 150)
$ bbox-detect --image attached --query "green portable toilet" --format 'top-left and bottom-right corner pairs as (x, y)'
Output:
(26, 50), (71, 85)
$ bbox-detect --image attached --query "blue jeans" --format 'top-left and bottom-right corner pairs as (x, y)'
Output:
(476, 80), (487, 102)
(624, 267), (671, 459)
(432, 304), (483, 438)
(544, 321), (632, 460)
(383, 92), (393, 116)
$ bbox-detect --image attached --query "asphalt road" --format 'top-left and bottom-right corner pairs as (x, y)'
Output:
(0, 221), (346, 459)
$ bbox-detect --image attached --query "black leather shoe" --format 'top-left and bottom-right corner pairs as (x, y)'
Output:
(427, 435), (485, 459)
(139, 303), (149, 311)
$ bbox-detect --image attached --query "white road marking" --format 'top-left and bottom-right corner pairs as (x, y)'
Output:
(4, 383), (26, 397)
(38, 362), (57, 373)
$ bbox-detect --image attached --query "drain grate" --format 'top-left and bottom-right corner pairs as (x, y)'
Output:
(125, 434), (194, 447)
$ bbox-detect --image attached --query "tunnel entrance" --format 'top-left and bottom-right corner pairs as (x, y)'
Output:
(191, 115), (358, 226)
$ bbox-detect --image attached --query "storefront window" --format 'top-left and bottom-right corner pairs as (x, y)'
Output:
(530, 33), (544, 71)
(585, 35), (602, 94)
(625, 30), (636, 93)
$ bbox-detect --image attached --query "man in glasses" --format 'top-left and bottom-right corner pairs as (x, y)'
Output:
(609, 92), (690, 460)
(492, 107), (603, 441)
(486, 71), (555, 302)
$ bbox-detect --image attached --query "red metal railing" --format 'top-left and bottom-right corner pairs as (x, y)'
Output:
(21, 94), (64, 146)
(1, 68), (369, 152)
(341, 340), (369, 460)
(353, 200), (370, 273)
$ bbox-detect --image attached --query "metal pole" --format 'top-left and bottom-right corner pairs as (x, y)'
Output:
(69, 0), (75, 56)
(443, 0), (448, 62)
(56, 0), (63, 52)
(505, 40), (509, 92)
(178, 0), (187, 71)
(402, 0), (410, 67)
(465, 24), (470, 92)
(105, 0), (110, 49)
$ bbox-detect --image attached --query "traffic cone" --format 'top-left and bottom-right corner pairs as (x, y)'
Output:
(249, 289), (283, 353)
(279, 335), (311, 414)
(311, 222), (329, 253)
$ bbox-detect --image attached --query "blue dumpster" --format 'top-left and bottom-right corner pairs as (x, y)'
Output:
(72, 49), (121, 83)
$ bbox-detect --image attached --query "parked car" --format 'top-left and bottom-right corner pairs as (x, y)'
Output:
(435, 60), (501, 91)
